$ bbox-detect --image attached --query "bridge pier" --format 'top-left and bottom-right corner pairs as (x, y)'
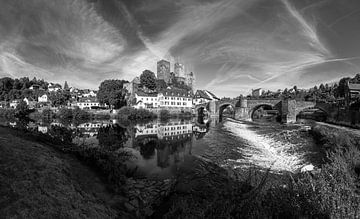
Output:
(280, 99), (297, 123)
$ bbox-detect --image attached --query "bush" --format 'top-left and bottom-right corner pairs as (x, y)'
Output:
(57, 107), (73, 119)
(159, 109), (170, 120)
(0, 108), (15, 118)
(117, 106), (157, 121)
(72, 107), (90, 120)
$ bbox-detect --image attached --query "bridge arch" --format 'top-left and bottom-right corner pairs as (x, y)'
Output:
(249, 104), (278, 121)
(296, 106), (328, 122)
(218, 103), (235, 121)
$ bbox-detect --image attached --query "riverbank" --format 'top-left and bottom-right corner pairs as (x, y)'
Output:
(155, 121), (360, 218)
(1, 120), (359, 218)
(0, 126), (117, 218)
(0, 126), (174, 218)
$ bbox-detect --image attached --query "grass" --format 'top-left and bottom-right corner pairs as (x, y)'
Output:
(0, 126), (118, 218)
(161, 124), (360, 218)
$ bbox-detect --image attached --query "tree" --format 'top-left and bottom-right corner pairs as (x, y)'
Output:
(64, 81), (69, 90)
(336, 77), (350, 97)
(97, 79), (128, 109)
(98, 124), (128, 151)
(15, 100), (29, 118)
(49, 91), (71, 107)
(140, 70), (157, 90)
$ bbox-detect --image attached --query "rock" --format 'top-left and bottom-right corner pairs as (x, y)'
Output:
(300, 164), (315, 172)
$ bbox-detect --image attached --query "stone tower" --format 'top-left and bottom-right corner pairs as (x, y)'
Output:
(174, 63), (185, 77)
(157, 59), (171, 83)
(186, 72), (195, 91)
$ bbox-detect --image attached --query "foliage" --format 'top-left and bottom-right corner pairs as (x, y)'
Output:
(15, 100), (29, 118)
(48, 125), (73, 143)
(41, 108), (54, 119)
(117, 106), (157, 121)
(57, 108), (73, 120)
(140, 70), (157, 90)
(159, 109), (170, 120)
(97, 79), (127, 109)
(0, 77), (49, 101)
(0, 108), (15, 118)
(156, 79), (167, 90)
(56, 107), (90, 125)
(72, 107), (90, 121)
(254, 73), (360, 102)
(48, 90), (70, 107)
(97, 124), (128, 151)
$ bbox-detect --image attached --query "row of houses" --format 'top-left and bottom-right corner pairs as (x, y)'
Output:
(131, 88), (219, 110)
(0, 90), (106, 110)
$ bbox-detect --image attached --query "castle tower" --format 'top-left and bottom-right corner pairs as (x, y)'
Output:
(157, 59), (171, 83)
(174, 63), (185, 77)
(186, 72), (195, 91)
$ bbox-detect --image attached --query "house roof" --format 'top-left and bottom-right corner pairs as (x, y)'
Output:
(160, 88), (192, 97)
(348, 83), (360, 91)
(135, 90), (158, 97)
(195, 90), (219, 100)
(78, 97), (98, 102)
(132, 77), (141, 84)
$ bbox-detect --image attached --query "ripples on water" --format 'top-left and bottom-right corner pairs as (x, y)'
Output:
(219, 119), (314, 173)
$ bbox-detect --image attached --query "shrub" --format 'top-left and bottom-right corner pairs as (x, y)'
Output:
(57, 107), (73, 119)
(72, 107), (90, 120)
(159, 109), (170, 119)
(117, 106), (157, 121)
(0, 108), (15, 118)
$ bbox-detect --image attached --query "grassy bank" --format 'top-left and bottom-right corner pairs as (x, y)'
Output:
(158, 123), (360, 218)
(0, 126), (119, 218)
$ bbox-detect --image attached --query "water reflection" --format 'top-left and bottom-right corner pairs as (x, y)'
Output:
(1, 116), (213, 179)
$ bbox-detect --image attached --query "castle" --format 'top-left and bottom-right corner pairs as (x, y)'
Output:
(156, 59), (195, 90)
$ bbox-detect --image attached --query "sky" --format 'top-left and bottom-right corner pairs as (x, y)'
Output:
(1, 0), (360, 97)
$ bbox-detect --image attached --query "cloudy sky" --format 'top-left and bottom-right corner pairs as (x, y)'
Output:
(1, 0), (360, 97)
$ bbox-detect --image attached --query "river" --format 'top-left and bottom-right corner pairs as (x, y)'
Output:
(0, 116), (322, 179)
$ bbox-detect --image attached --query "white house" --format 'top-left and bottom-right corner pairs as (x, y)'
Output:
(38, 94), (49, 103)
(158, 89), (193, 108)
(134, 120), (192, 139)
(132, 89), (193, 110)
(9, 100), (20, 108)
(48, 84), (62, 92)
(133, 91), (159, 109)
(76, 98), (106, 109)
(29, 84), (40, 90)
(82, 90), (97, 98)
(252, 88), (264, 98)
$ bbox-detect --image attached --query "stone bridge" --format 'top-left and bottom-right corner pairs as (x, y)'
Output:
(195, 98), (318, 123)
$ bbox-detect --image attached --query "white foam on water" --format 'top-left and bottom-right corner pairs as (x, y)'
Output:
(223, 120), (306, 172)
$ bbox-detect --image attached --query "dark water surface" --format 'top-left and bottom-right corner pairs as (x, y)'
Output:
(0, 116), (320, 179)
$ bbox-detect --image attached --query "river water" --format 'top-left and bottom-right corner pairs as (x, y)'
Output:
(0, 116), (321, 179)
